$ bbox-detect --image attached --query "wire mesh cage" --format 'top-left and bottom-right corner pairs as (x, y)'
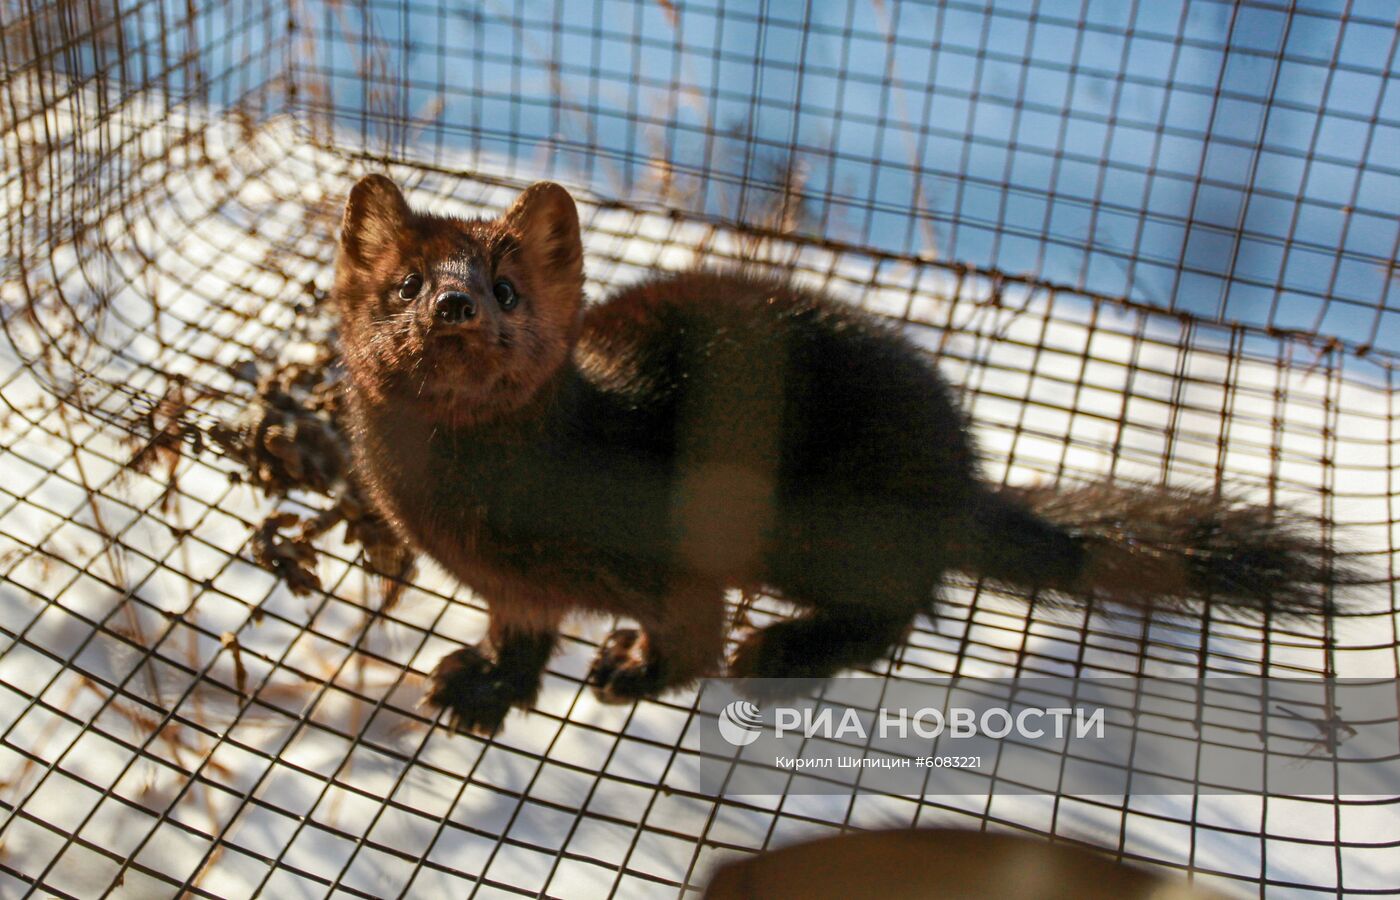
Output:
(1, 0), (1398, 896)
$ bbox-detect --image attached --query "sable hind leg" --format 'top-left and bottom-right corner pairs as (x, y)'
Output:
(732, 535), (942, 695)
(589, 579), (726, 703)
(727, 601), (922, 687)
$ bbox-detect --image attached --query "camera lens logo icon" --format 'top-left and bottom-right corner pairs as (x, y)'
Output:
(717, 700), (763, 746)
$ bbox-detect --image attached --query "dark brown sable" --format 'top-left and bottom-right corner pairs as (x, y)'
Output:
(334, 175), (1347, 735)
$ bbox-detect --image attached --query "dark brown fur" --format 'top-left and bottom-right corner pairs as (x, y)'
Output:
(334, 176), (1348, 736)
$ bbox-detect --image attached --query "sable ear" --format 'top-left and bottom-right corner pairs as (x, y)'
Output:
(502, 182), (582, 280)
(341, 174), (410, 265)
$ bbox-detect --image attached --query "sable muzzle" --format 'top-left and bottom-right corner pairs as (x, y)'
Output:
(433, 291), (477, 324)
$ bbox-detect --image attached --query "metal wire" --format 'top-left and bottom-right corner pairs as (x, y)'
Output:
(0, 0), (1397, 897)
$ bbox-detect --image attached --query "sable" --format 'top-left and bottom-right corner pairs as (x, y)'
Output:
(333, 176), (1350, 736)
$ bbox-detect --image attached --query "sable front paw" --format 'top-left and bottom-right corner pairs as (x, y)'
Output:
(423, 645), (520, 736)
(587, 628), (666, 704)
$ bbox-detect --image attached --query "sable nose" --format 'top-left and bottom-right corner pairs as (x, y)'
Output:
(433, 292), (476, 324)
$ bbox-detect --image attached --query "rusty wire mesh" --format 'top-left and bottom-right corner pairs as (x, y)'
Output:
(1, 0), (1398, 897)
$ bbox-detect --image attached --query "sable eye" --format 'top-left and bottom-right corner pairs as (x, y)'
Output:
(399, 273), (423, 300)
(493, 279), (518, 311)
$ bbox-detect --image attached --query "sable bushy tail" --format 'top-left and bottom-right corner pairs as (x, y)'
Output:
(961, 482), (1349, 618)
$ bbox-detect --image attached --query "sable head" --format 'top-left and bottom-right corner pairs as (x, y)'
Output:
(334, 175), (585, 422)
